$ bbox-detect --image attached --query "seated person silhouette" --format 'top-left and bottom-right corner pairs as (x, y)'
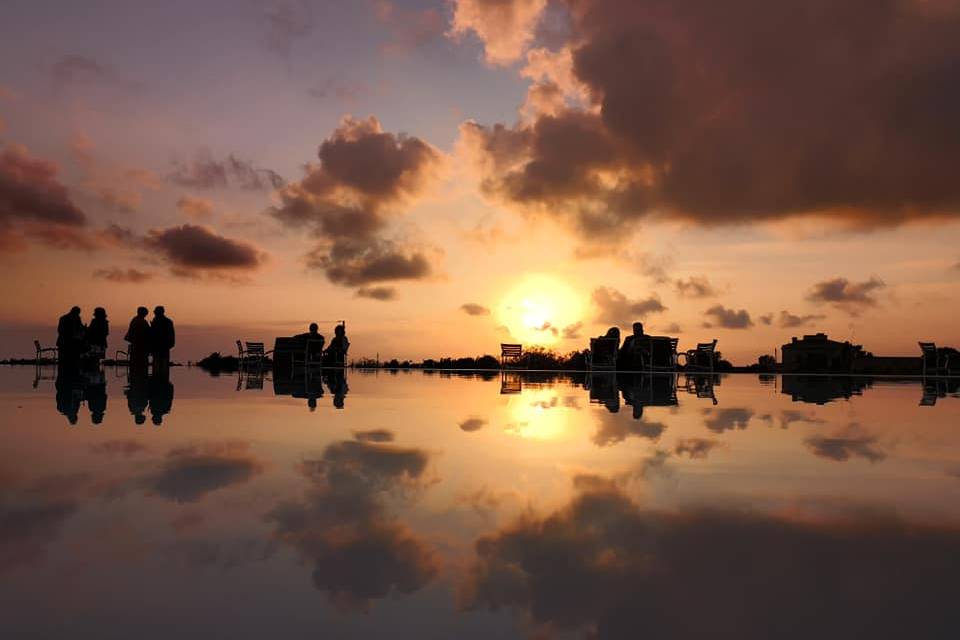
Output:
(297, 323), (325, 363)
(619, 322), (646, 368)
(324, 324), (349, 366)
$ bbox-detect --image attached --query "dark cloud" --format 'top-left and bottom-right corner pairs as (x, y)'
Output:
(459, 477), (960, 638)
(461, 302), (491, 316)
(355, 285), (397, 301)
(703, 407), (753, 433)
(592, 286), (666, 326)
(673, 437), (720, 459)
(261, 0), (314, 56)
(778, 309), (827, 328)
(459, 417), (487, 432)
(778, 410), (826, 429)
(462, 0), (960, 238)
(806, 425), (886, 463)
(561, 321), (582, 339)
(143, 224), (266, 272)
(703, 304), (753, 329)
(353, 429), (395, 443)
(674, 276), (716, 299)
(92, 267), (154, 283)
(806, 277), (886, 315)
(265, 435), (436, 610)
(759, 313), (774, 326)
(169, 152), (284, 191)
(141, 441), (265, 504)
(269, 116), (441, 288)
(0, 145), (87, 241)
(593, 412), (667, 447)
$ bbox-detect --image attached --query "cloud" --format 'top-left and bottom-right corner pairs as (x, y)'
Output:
(265, 435), (436, 610)
(458, 476), (960, 638)
(375, 1), (445, 54)
(143, 224), (267, 273)
(176, 195), (215, 219)
(703, 407), (753, 433)
(593, 413), (667, 447)
(0, 144), (88, 243)
(261, 0), (314, 57)
(805, 425), (886, 463)
(140, 441), (264, 503)
(355, 285), (397, 301)
(89, 439), (148, 456)
(703, 304), (753, 329)
(92, 267), (154, 283)
(269, 116), (442, 288)
(169, 152), (284, 191)
(778, 310), (827, 328)
(449, 0), (548, 65)
(461, 302), (491, 316)
(806, 277), (886, 315)
(561, 321), (582, 340)
(353, 429), (395, 443)
(674, 276), (716, 299)
(459, 0), (960, 240)
(759, 313), (774, 325)
(459, 417), (487, 432)
(592, 286), (666, 326)
(673, 437), (721, 459)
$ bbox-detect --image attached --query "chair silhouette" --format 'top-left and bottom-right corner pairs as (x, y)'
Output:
(683, 340), (718, 372)
(291, 339), (324, 369)
(34, 339), (57, 365)
(919, 342), (947, 376)
(238, 340), (272, 368)
(588, 337), (618, 370)
(500, 343), (524, 369)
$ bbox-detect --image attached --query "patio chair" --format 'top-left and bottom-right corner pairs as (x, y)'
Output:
(588, 337), (618, 370)
(500, 343), (525, 369)
(238, 340), (272, 368)
(291, 338), (325, 369)
(34, 340), (57, 365)
(683, 340), (718, 372)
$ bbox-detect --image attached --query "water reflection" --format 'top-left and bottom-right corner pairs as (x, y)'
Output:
(3, 368), (960, 638)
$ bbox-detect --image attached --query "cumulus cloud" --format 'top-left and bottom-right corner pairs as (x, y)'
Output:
(449, 0), (548, 65)
(806, 277), (886, 315)
(703, 304), (753, 329)
(805, 424), (886, 463)
(92, 267), (154, 283)
(458, 476), (960, 638)
(265, 435), (437, 610)
(561, 321), (582, 340)
(140, 441), (265, 503)
(778, 310), (827, 328)
(269, 116), (442, 289)
(459, 0), (960, 240)
(674, 275), (716, 299)
(143, 224), (266, 274)
(592, 286), (666, 326)
(176, 195), (215, 219)
(170, 151), (284, 190)
(673, 437), (720, 460)
(460, 302), (491, 316)
(356, 285), (397, 301)
(593, 413), (667, 447)
(703, 407), (753, 433)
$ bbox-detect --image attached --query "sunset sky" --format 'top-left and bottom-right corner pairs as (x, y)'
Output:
(2, 0), (959, 363)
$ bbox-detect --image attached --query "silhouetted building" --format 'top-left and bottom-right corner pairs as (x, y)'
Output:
(780, 333), (866, 373)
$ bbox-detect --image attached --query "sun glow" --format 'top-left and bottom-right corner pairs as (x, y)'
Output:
(498, 274), (583, 346)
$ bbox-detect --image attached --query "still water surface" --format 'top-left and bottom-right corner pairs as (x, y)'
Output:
(2, 367), (959, 638)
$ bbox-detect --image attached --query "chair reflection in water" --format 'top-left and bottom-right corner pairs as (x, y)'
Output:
(619, 373), (678, 419)
(586, 372), (620, 412)
(500, 371), (523, 395)
(681, 373), (719, 405)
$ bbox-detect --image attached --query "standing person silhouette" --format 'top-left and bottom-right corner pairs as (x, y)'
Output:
(56, 306), (84, 368)
(86, 307), (109, 366)
(124, 307), (151, 376)
(324, 323), (349, 367)
(151, 306), (175, 376)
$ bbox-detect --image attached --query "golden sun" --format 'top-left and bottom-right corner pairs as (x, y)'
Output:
(498, 274), (582, 346)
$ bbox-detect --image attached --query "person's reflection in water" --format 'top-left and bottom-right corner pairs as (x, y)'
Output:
(55, 366), (84, 425)
(125, 374), (150, 425)
(85, 369), (107, 425)
(324, 369), (348, 409)
(148, 373), (174, 425)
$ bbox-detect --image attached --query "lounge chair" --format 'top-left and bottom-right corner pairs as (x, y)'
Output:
(588, 337), (618, 370)
(238, 340), (273, 368)
(500, 343), (525, 369)
(682, 340), (718, 372)
(34, 340), (57, 365)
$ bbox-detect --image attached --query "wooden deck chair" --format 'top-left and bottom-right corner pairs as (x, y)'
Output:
(238, 341), (272, 368)
(683, 340), (718, 372)
(500, 343), (524, 369)
(34, 340), (57, 365)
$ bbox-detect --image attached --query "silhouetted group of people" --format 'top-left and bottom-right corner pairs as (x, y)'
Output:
(294, 322), (350, 366)
(56, 305), (176, 375)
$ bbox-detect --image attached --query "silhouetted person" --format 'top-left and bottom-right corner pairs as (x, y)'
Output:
(324, 323), (349, 366)
(125, 377), (149, 425)
(57, 306), (85, 367)
(86, 307), (109, 366)
(125, 307), (151, 375)
(151, 306), (175, 375)
(297, 322), (325, 363)
(55, 368), (83, 425)
(85, 371), (107, 424)
(148, 375), (174, 425)
(619, 322), (646, 367)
